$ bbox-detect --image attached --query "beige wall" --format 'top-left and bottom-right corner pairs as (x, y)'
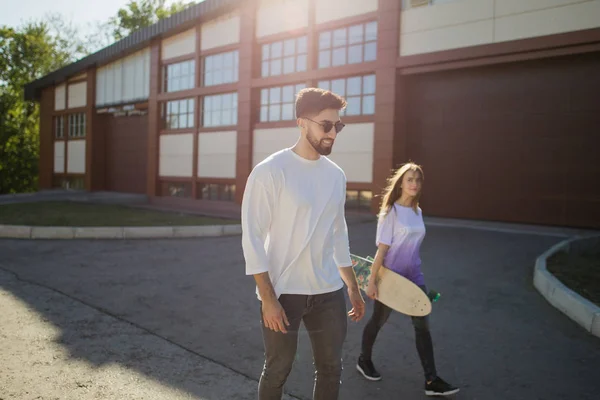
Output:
(67, 82), (87, 109)
(400, 0), (600, 56)
(67, 140), (86, 174)
(159, 133), (194, 177)
(256, 0), (309, 38)
(201, 13), (240, 51)
(54, 85), (66, 111)
(161, 28), (196, 60)
(54, 141), (65, 173)
(252, 127), (298, 168)
(315, 0), (378, 25)
(253, 124), (374, 183)
(198, 131), (237, 179)
(96, 47), (150, 107)
(326, 123), (374, 183)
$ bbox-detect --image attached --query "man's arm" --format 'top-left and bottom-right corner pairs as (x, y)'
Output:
(240, 170), (289, 333)
(332, 177), (365, 321)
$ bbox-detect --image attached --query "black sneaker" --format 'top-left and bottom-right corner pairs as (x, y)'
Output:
(356, 355), (382, 381)
(425, 376), (459, 396)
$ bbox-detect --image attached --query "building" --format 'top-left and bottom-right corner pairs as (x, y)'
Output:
(24, 0), (600, 229)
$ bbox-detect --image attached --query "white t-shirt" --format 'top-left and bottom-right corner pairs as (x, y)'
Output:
(376, 203), (426, 286)
(241, 148), (352, 300)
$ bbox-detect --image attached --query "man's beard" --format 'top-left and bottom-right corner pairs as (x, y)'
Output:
(307, 127), (333, 156)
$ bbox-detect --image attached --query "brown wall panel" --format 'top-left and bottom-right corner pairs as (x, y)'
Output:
(105, 114), (149, 194)
(404, 52), (600, 228)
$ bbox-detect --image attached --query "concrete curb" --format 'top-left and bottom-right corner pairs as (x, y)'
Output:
(533, 235), (600, 339)
(0, 224), (242, 240)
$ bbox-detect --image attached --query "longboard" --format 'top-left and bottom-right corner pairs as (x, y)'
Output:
(351, 254), (432, 317)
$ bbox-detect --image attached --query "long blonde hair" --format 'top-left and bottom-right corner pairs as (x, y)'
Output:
(378, 162), (424, 218)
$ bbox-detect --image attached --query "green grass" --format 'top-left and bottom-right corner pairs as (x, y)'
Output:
(547, 250), (600, 307)
(0, 201), (239, 227)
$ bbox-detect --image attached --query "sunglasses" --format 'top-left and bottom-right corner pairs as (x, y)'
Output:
(304, 118), (345, 134)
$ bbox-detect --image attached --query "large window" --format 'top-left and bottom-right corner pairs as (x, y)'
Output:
(261, 36), (308, 77)
(260, 83), (306, 122)
(164, 59), (195, 92)
(318, 21), (377, 69)
(203, 93), (238, 127)
(204, 50), (239, 86)
(68, 113), (86, 138)
(318, 75), (376, 116)
(165, 98), (195, 130)
(198, 183), (236, 201)
(54, 116), (64, 139)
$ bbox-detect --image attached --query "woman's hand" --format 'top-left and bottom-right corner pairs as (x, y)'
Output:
(366, 279), (378, 300)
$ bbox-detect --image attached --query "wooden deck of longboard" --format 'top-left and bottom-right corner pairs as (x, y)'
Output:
(351, 254), (432, 316)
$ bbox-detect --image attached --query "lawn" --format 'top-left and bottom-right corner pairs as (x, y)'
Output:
(546, 250), (600, 307)
(0, 201), (239, 227)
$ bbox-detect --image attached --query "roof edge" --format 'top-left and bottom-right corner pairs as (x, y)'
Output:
(24, 0), (241, 101)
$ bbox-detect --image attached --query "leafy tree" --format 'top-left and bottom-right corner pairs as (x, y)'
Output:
(1, 2), (195, 194)
(0, 22), (75, 194)
(111, 0), (195, 41)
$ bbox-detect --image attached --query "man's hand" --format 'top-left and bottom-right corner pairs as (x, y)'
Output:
(347, 288), (365, 322)
(262, 299), (290, 334)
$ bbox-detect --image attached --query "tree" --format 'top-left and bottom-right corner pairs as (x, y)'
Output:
(110, 0), (195, 41)
(0, 22), (75, 194)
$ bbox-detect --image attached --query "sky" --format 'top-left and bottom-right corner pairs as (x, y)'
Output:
(0, 0), (190, 30)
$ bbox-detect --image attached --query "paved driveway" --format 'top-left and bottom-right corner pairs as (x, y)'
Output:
(1, 221), (599, 400)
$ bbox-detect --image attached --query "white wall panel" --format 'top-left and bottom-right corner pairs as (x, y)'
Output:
(495, 1), (600, 43)
(68, 82), (87, 109)
(401, 0), (494, 33)
(495, 0), (591, 17)
(399, 0), (600, 56)
(54, 85), (66, 111)
(252, 127), (298, 167)
(161, 28), (196, 60)
(315, 0), (378, 25)
(198, 131), (237, 178)
(256, 0), (309, 38)
(201, 14), (240, 50)
(67, 140), (86, 174)
(159, 133), (194, 177)
(326, 123), (374, 183)
(54, 141), (65, 173)
(401, 20), (494, 56)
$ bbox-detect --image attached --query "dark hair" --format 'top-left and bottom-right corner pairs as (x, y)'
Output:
(295, 87), (347, 119)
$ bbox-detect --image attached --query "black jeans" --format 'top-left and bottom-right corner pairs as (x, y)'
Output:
(258, 288), (347, 400)
(360, 285), (437, 382)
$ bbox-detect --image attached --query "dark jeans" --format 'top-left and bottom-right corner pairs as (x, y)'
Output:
(360, 285), (437, 382)
(258, 288), (347, 400)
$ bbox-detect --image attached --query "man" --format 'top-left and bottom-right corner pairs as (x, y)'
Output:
(241, 87), (365, 400)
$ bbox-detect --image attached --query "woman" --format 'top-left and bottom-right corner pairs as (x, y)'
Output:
(356, 162), (459, 397)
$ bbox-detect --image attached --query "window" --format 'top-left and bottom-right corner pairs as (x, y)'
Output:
(68, 113), (86, 138)
(204, 50), (239, 86)
(203, 93), (238, 127)
(164, 59), (195, 92)
(165, 98), (195, 129)
(346, 190), (372, 210)
(161, 181), (192, 198)
(318, 75), (376, 116)
(260, 83), (306, 122)
(262, 36), (308, 77)
(319, 21), (377, 69)
(198, 183), (236, 201)
(54, 116), (64, 139)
